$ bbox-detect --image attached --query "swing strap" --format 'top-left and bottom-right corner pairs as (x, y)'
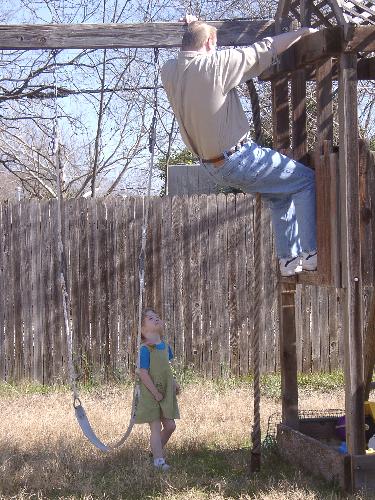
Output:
(53, 48), (160, 452)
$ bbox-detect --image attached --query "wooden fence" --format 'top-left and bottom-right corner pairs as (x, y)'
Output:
(0, 195), (367, 384)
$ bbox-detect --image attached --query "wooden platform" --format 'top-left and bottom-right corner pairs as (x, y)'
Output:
(277, 422), (375, 492)
(279, 271), (331, 286)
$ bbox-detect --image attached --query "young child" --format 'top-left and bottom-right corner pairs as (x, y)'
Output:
(134, 308), (180, 471)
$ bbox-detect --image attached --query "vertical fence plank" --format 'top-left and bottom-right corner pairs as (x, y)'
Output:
(88, 199), (100, 378)
(208, 195), (220, 378)
(217, 194), (229, 375)
(12, 203), (23, 380)
(311, 286), (320, 372)
(107, 200), (119, 377)
(181, 196), (193, 366)
(161, 197), (174, 360)
(152, 197), (163, 314)
(243, 195), (254, 375)
(320, 289), (330, 372)
(189, 194), (201, 372)
(1, 203), (11, 380)
(68, 199), (82, 379)
(78, 198), (90, 380)
(98, 201), (109, 379)
(31, 202), (43, 383)
(199, 195), (211, 377)
(51, 200), (63, 381)
(117, 200), (128, 377)
(20, 202), (32, 380)
(0, 204), (5, 380)
(227, 194), (239, 375)
(171, 196), (183, 362)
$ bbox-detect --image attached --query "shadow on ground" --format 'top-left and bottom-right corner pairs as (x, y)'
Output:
(0, 439), (351, 499)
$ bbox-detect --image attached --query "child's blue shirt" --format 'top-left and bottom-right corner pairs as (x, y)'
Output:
(139, 341), (174, 369)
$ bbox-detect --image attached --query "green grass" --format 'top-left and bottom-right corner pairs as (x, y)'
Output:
(0, 370), (347, 399)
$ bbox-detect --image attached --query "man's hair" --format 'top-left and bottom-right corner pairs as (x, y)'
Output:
(181, 21), (217, 51)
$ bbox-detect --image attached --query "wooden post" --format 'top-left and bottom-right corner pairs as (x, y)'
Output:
(279, 281), (299, 429)
(272, 72), (299, 429)
(338, 52), (366, 461)
(272, 77), (290, 152)
(291, 69), (307, 163)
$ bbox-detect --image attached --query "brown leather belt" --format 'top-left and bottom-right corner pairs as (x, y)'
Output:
(201, 139), (248, 165)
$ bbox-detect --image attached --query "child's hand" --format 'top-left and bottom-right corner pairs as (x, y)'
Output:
(154, 391), (164, 402)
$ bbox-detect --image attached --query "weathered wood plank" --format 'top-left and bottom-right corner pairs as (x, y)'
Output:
(339, 52), (366, 456)
(277, 424), (351, 491)
(117, 200), (128, 377)
(30, 201), (43, 383)
(208, 195), (220, 378)
(261, 27), (343, 80)
(11, 203), (23, 380)
(199, 196), (211, 377)
(241, 195), (252, 375)
(181, 197), (193, 367)
(171, 196), (183, 363)
(261, 26), (375, 80)
(291, 69), (307, 163)
(160, 197), (173, 363)
(0, 20), (275, 50)
(272, 77), (290, 151)
(88, 199), (100, 378)
(20, 202), (32, 380)
(50, 199), (63, 381)
(107, 200), (119, 376)
(315, 142), (333, 284)
(217, 194), (229, 375)
(0, 204), (5, 380)
(316, 59), (334, 154)
(189, 195), (201, 372)
(1, 203), (11, 380)
(78, 198), (90, 380)
(279, 281), (299, 428)
(227, 194), (239, 375)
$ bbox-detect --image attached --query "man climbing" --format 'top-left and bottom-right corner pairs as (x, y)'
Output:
(161, 16), (317, 276)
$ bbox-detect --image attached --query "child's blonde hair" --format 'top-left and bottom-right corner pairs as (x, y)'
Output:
(140, 308), (161, 341)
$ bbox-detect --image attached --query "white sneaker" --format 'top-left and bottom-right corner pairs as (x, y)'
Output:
(279, 256), (303, 277)
(154, 458), (170, 471)
(154, 463), (170, 472)
(301, 251), (317, 271)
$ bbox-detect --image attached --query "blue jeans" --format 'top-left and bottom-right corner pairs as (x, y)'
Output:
(202, 141), (317, 259)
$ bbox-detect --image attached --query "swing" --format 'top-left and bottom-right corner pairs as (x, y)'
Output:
(52, 48), (160, 452)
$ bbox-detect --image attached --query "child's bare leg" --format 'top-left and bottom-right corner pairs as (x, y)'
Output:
(149, 420), (163, 459)
(161, 418), (176, 448)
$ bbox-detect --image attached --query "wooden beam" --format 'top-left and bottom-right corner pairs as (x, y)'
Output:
(260, 27), (343, 80)
(272, 77), (290, 151)
(316, 59), (334, 153)
(0, 20), (275, 50)
(260, 26), (375, 80)
(339, 52), (366, 458)
(364, 291), (375, 400)
(279, 283), (299, 429)
(291, 69), (307, 162)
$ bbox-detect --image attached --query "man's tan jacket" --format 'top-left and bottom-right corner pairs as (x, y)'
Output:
(161, 39), (276, 161)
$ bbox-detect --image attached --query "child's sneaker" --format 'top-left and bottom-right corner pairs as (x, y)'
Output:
(154, 458), (170, 471)
(301, 251), (317, 271)
(279, 256), (302, 277)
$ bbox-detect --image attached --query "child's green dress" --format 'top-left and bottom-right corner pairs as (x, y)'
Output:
(135, 343), (180, 423)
